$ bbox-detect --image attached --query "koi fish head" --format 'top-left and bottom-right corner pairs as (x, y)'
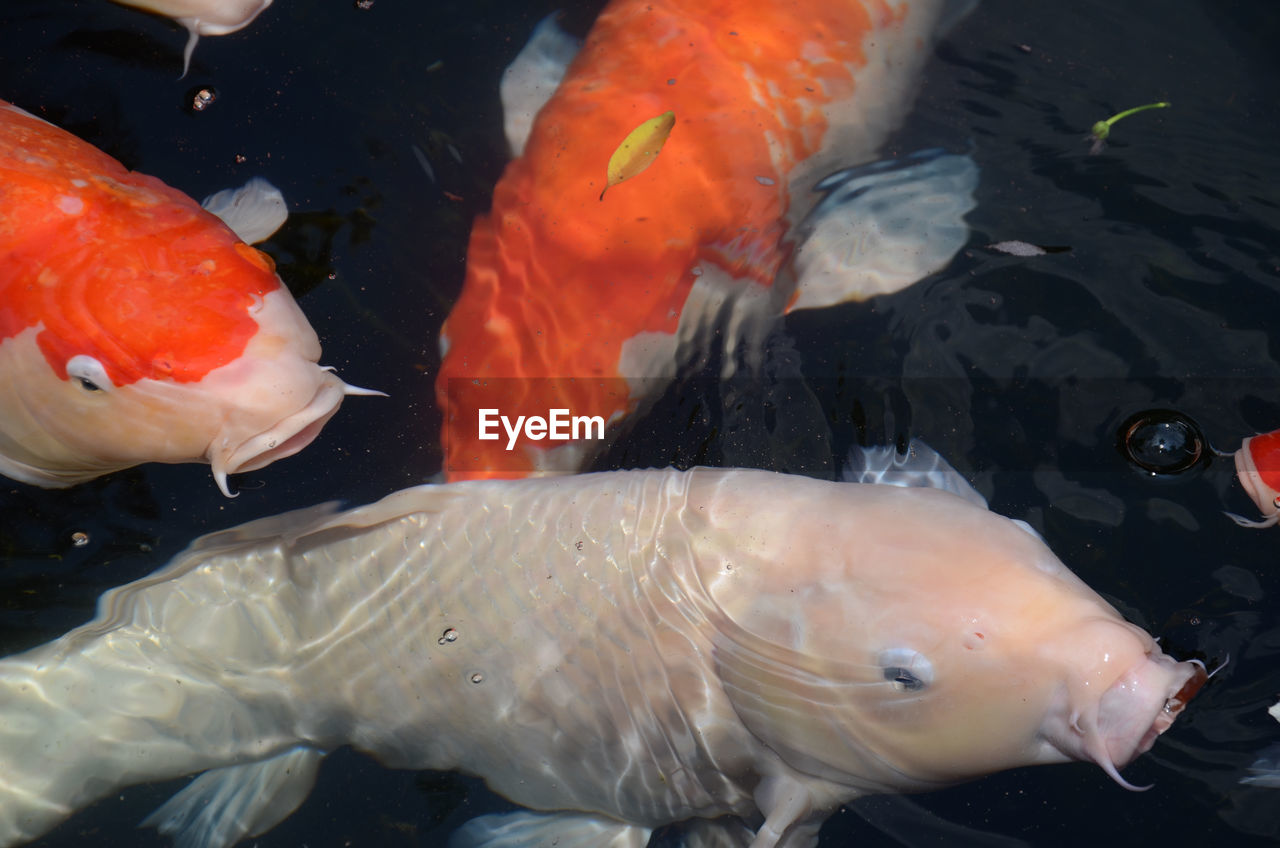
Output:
(1234, 430), (1280, 527)
(688, 473), (1203, 793)
(0, 100), (374, 495)
(0, 283), (365, 497)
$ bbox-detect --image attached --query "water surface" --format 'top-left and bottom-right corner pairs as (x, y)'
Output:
(1, 0), (1278, 845)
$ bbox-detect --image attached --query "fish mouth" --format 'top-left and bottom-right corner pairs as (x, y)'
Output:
(208, 371), (381, 496)
(1080, 655), (1208, 791)
(1143, 660), (1208, 749)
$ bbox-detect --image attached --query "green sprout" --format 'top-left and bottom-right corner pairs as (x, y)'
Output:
(1089, 101), (1169, 154)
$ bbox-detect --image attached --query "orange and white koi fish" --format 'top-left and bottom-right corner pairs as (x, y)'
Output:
(436, 0), (978, 480)
(1228, 427), (1280, 527)
(109, 0), (272, 75)
(0, 99), (376, 496)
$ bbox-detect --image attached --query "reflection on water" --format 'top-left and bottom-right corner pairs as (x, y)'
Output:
(1, 0), (1279, 845)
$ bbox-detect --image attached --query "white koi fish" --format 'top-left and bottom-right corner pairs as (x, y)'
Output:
(0, 464), (1204, 847)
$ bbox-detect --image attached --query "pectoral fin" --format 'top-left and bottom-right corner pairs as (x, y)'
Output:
(449, 810), (651, 848)
(840, 439), (1043, 540)
(141, 747), (323, 848)
(789, 151), (978, 310)
(201, 177), (289, 244)
(676, 817), (756, 847)
(841, 439), (987, 509)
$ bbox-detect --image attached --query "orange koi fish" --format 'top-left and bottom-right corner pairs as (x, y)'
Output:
(436, 0), (977, 480)
(1229, 428), (1280, 527)
(0, 99), (375, 496)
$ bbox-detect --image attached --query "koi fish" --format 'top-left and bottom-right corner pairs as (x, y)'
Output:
(0, 99), (375, 496)
(0, 455), (1204, 848)
(1228, 428), (1280, 527)
(437, 0), (978, 480)
(109, 0), (273, 76)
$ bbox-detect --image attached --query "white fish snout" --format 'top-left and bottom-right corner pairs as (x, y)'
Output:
(208, 370), (353, 496)
(1088, 652), (1208, 789)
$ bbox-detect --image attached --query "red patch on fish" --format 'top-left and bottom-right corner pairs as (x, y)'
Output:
(1245, 429), (1280, 494)
(0, 100), (279, 386)
(436, 0), (907, 480)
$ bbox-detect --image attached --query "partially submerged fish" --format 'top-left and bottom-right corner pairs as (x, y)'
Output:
(1238, 700), (1280, 788)
(437, 0), (978, 480)
(0, 462), (1204, 847)
(1228, 428), (1280, 527)
(109, 0), (273, 76)
(0, 99), (376, 495)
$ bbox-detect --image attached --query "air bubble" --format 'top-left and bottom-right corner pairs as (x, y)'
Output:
(437, 627), (458, 645)
(1118, 409), (1206, 476)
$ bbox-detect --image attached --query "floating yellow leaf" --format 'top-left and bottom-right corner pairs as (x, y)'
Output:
(600, 110), (675, 200)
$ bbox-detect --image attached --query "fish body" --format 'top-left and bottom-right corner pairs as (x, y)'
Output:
(1230, 428), (1280, 527)
(0, 467), (1202, 847)
(0, 99), (367, 495)
(109, 0), (273, 74)
(437, 0), (977, 480)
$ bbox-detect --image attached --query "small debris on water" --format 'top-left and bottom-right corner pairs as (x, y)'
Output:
(985, 240), (1071, 257)
(191, 88), (216, 112)
(71, 531), (89, 547)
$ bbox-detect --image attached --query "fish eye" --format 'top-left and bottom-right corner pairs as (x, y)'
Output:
(877, 648), (934, 692)
(884, 667), (924, 691)
(66, 355), (111, 394)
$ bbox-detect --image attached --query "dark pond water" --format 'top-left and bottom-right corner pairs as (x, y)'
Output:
(1, 0), (1279, 845)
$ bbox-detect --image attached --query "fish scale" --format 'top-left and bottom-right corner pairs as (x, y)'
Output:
(269, 476), (761, 823)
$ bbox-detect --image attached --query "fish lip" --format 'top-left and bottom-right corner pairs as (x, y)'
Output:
(209, 374), (346, 493)
(1078, 655), (1207, 791)
(1045, 651), (1206, 792)
(1135, 659), (1208, 756)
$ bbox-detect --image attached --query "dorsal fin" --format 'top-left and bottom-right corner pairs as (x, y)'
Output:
(841, 438), (988, 509)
